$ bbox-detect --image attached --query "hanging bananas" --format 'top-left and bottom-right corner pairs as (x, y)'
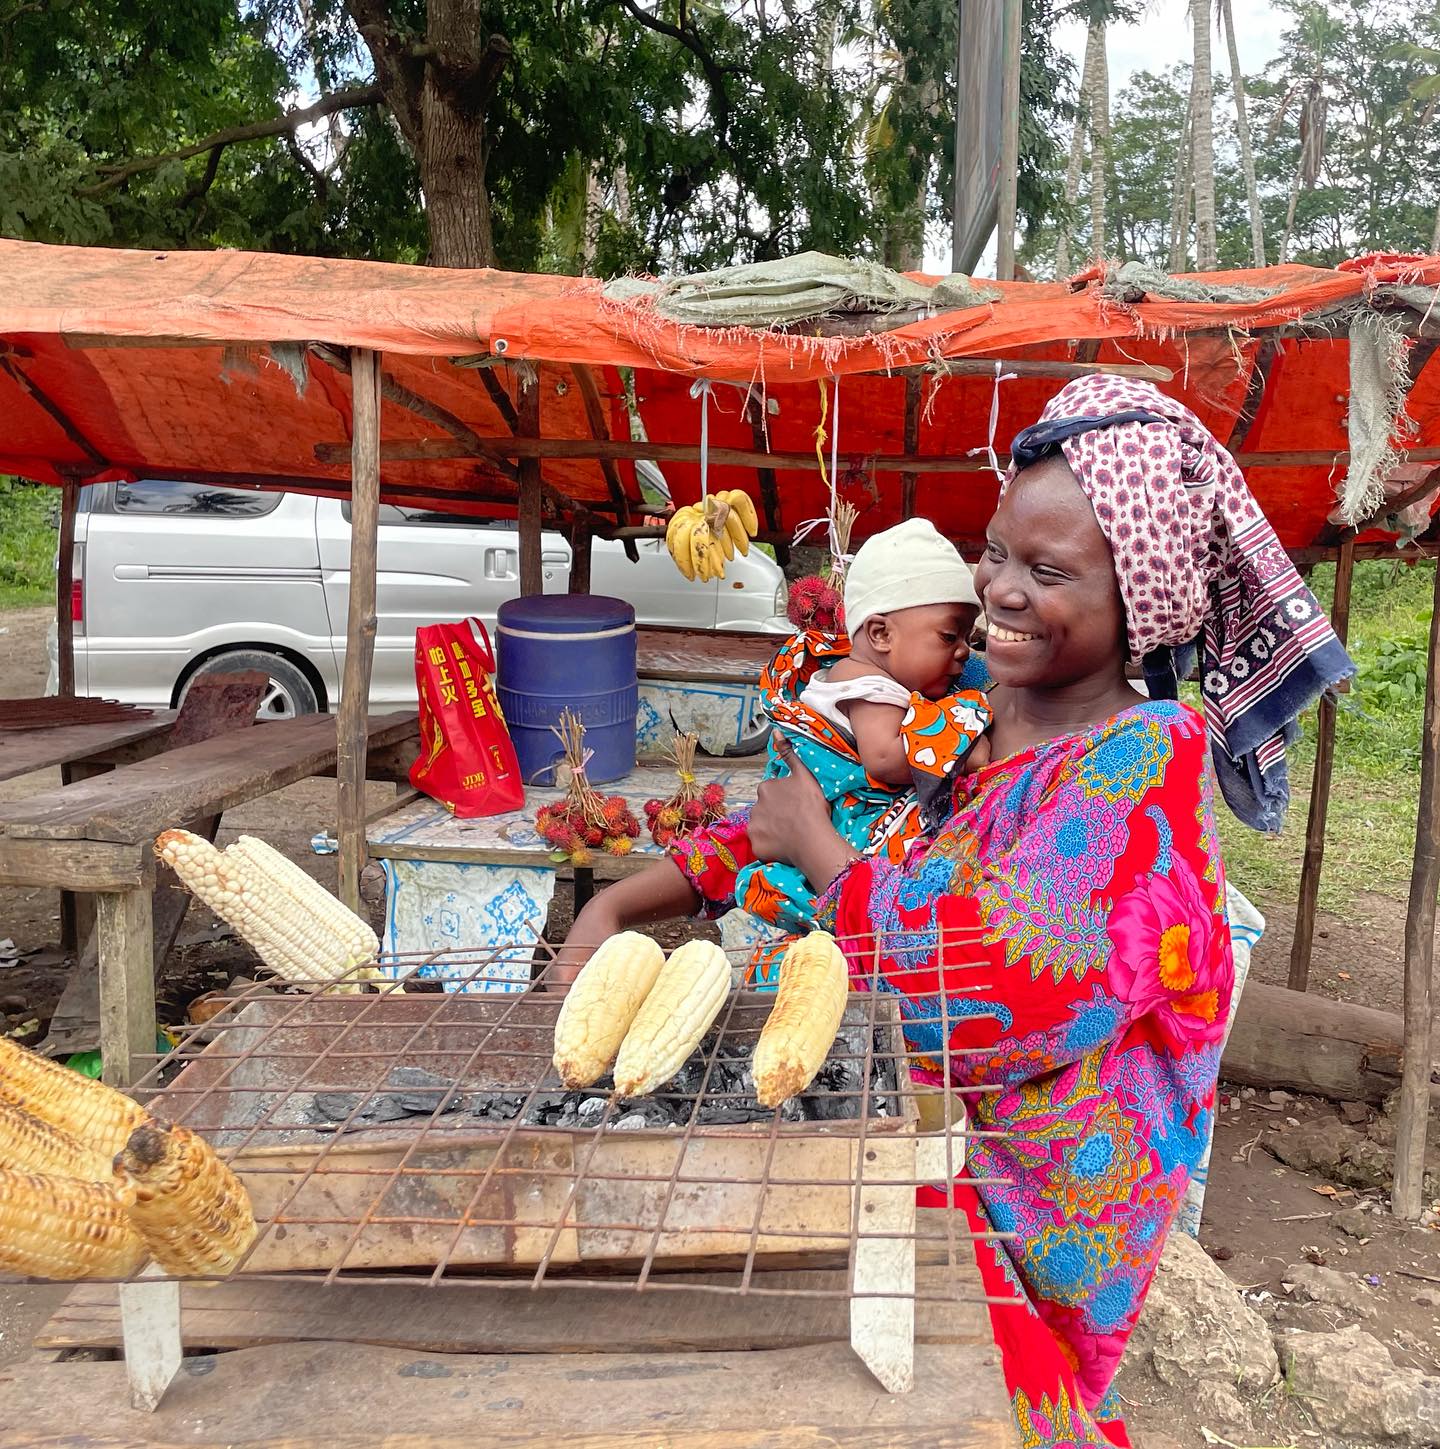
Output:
(665, 491), (759, 583)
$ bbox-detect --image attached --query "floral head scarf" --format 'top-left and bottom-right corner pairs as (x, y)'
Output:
(1006, 375), (1355, 832)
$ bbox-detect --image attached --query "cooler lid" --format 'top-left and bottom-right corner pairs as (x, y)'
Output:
(497, 594), (636, 634)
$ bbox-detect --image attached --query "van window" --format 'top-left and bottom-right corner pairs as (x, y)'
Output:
(341, 501), (493, 528)
(114, 481), (282, 517)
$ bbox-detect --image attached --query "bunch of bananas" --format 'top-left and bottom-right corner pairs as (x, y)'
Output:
(665, 490), (759, 582)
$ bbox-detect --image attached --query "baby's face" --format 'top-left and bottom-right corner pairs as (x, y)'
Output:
(875, 602), (977, 699)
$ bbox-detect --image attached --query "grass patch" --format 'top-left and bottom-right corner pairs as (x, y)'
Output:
(1213, 558), (1433, 910)
(0, 478), (55, 608)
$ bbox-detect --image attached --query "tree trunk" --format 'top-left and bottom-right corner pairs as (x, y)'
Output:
(1431, 196), (1440, 255)
(1088, 18), (1110, 262)
(346, 0), (509, 268)
(419, 109), (495, 267)
(1168, 100), (1192, 270)
(1280, 166), (1302, 263)
(1055, 19), (1102, 276)
(1221, 0), (1265, 267)
(1190, 0), (1218, 270)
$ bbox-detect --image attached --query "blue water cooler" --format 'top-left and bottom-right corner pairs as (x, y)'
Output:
(495, 594), (638, 785)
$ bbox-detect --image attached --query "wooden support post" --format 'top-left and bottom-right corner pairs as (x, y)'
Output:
(97, 889), (154, 1089)
(568, 519), (593, 595)
(995, 0), (1023, 282)
(1289, 536), (1355, 992)
(744, 392), (788, 567)
(337, 347), (382, 916)
(55, 478), (79, 699)
(1395, 558), (1440, 1219)
(517, 366), (544, 596)
(901, 375), (921, 520)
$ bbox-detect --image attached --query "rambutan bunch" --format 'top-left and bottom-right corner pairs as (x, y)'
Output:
(786, 574), (844, 634)
(643, 732), (727, 847)
(535, 710), (640, 865)
(785, 500), (856, 636)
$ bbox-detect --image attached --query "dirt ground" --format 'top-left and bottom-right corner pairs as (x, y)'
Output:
(2, 604), (1438, 1444)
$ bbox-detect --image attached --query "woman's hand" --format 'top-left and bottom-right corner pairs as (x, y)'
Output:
(542, 859), (703, 991)
(749, 734), (860, 891)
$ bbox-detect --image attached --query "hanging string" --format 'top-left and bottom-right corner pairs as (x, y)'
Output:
(689, 377), (713, 512)
(968, 359), (1018, 483)
(792, 375), (853, 578)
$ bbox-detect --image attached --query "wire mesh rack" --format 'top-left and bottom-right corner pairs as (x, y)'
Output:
(124, 928), (1018, 1316)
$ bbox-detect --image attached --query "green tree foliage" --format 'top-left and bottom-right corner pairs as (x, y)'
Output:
(0, 0), (1073, 276)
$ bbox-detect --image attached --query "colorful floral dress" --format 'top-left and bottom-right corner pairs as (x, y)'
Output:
(671, 699), (1233, 1449)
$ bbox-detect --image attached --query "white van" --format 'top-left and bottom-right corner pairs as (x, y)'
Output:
(51, 481), (789, 716)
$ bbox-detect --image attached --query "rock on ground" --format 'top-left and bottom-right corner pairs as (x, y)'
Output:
(1283, 1261), (1379, 1319)
(1277, 1322), (1440, 1447)
(1127, 1231), (1280, 1396)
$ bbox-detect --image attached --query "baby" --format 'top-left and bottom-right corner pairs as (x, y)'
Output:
(734, 518), (991, 946)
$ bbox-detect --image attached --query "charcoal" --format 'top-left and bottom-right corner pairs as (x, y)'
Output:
(611, 1112), (649, 1131)
(577, 1097), (608, 1126)
(522, 1092), (569, 1126)
(701, 1105), (771, 1124)
(777, 1096), (806, 1123)
(805, 1091), (858, 1122)
(368, 1096), (415, 1122)
(386, 1066), (460, 1114)
(311, 1092), (361, 1123)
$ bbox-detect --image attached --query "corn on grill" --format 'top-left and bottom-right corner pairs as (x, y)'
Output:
(42, 930), (1021, 1394)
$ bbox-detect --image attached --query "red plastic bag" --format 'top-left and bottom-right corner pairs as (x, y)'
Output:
(409, 619), (525, 818)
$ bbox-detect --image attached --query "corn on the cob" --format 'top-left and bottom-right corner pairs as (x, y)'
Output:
(0, 1035), (148, 1160)
(0, 1168), (146, 1280)
(552, 932), (666, 1088)
(613, 940), (730, 1098)
(752, 931), (849, 1109)
(156, 829), (379, 993)
(0, 1099), (112, 1179)
(115, 1121), (257, 1276)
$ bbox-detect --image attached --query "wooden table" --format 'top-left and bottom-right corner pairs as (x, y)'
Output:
(0, 710), (179, 783)
(0, 711), (419, 1084)
(19, 1211), (1017, 1446)
(367, 758), (770, 981)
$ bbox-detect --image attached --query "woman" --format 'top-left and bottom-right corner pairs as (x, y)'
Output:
(555, 377), (1353, 1448)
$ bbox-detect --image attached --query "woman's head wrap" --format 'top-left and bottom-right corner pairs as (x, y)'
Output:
(1006, 375), (1355, 832)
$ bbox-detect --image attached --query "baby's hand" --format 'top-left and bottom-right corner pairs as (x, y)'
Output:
(960, 733), (992, 774)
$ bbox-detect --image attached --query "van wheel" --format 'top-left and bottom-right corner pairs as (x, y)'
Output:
(184, 651), (320, 719)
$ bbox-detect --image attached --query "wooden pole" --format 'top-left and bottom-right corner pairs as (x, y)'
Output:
(517, 367), (544, 596)
(55, 478), (79, 699)
(568, 519), (593, 595)
(995, 0), (1023, 282)
(901, 375), (921, 520)
(1288, 535), (1355, 992)
(1395, 557), (1440, 1219)
(337, 348), (382, 916)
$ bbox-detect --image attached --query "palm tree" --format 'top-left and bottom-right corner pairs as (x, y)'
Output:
(1393, 42), (1440, 252)
(1055, 19), (1104, 274)
(1190, 0), (1218, 269)
(1220, 0), (1265, 265)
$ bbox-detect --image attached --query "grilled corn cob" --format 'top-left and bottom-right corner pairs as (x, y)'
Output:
(552, 932), (666, 1088)
(156, 829), (379, 993)
(613, 940), (730, 1097)
(0, 1168), (146, 1280)
(0, 1099), (112, 1179)
(752, 931), (849, 1109)
(115, 1121), (257, 1276)
(0, 1035), (148, 1160)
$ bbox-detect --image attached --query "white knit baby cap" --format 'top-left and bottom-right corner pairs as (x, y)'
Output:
(843, 518), (980, 636)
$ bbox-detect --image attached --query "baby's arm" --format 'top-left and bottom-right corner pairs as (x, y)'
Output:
(844, 698), (912, 787)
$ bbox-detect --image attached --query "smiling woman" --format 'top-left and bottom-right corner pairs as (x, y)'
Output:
(555, 377), (1355, 1449)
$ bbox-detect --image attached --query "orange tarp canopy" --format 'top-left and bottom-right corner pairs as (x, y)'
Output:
(2, 239), (1439, 551)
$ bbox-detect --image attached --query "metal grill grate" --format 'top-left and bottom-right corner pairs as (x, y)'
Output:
(124, 928), (1019, 1309)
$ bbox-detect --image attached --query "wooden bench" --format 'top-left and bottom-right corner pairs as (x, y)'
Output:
(0, 710), (418, 1086)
